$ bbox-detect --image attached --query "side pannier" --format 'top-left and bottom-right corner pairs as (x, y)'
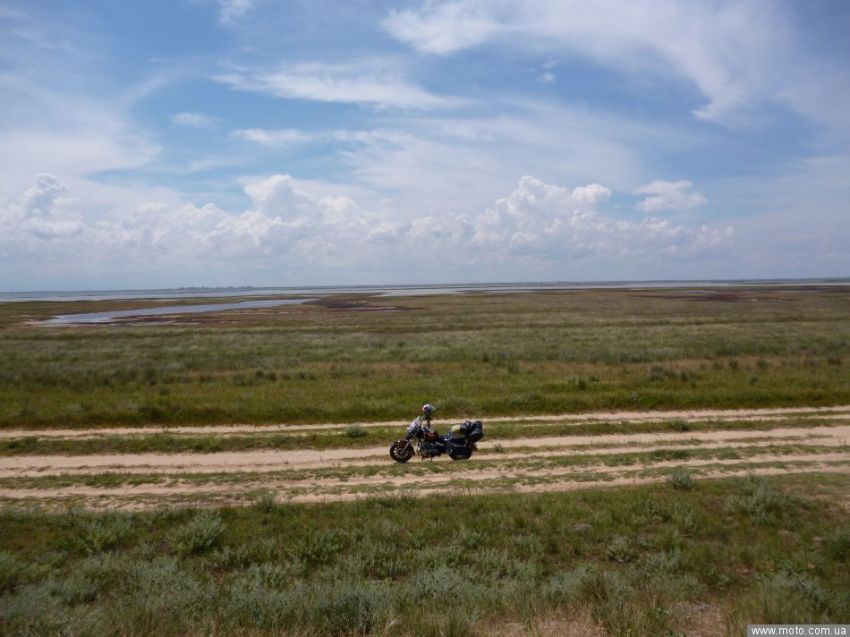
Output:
(465, 420), (484, 443)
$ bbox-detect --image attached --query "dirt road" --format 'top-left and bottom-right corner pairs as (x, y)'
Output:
(1, 407), (848, 509)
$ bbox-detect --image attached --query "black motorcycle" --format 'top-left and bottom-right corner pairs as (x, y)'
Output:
(389, 419), (484, 463)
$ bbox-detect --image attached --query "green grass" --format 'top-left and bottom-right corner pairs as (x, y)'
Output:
(0, 474), (847, 635)
(1, 287), (849, 428)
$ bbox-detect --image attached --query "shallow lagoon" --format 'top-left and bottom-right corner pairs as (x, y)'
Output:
(45, 299), (310, 324)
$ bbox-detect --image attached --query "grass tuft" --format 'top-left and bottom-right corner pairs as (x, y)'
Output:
(668, 467), (696, 490)
(344, 423), (367, 438)
(169, 511), (225, 556)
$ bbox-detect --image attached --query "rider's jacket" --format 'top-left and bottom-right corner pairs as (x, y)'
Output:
(406, 415), (434, 437)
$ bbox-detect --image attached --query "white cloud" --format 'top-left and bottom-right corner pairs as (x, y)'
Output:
(1, 173), (732, 287)
(636, 180), (707, 213)
(214, 60), (462, 110)
(231, 128), (313, 147)
(1, 174), (83, 241)
(218, 0), (254, 24)
(571, 183), (611, 206)
(323, 100), (694, 217)
(382, 0), (849, 129)
(383, 2), (505, 55)
(467, 176), (726, 260)
(172, 112), (220, 129)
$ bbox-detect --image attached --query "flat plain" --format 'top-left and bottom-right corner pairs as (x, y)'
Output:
(1, 286), (849, 635)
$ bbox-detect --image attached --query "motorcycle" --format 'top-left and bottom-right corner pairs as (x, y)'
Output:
(389, 419), (484, 463)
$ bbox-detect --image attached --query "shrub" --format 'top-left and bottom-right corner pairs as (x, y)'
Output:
(290, 530), (343, 568)
(0, 551), (24, 593)
(309, 581), (385, 636)
(0, 581), (68, 635)
(825, 526), (850, 562)
(725, 477), (801, 525)
(668, 468), (696, 491)
(542, 566), (590, 605)
(413, 606), (477, 637)
(75, 514), (133, 555)
(104, 557), (215, 635)
(747, 573), (818, 624)
(222, 574), (302, 629)
(56, 553), (126, 605)
(642, 549), (681, 575)
(356, 539), (408, 579)
(672, 504), (697, 534)
(254, 491), (278, 513)
(605, 536), (637, 563)
(668, 418), (691, 432)
(169, 511), (225, 556)
(581, 570), (631, 631)
(344, 423), (367, 438)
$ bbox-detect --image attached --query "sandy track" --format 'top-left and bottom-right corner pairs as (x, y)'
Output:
(6, 450), (847, 499)
(2, 463), (848, 510)
(2, 424), (847, 478)
(2, 407), (849, 509)
(2, 405), (849, 439)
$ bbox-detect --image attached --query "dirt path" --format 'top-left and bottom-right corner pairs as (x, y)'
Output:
(2, 405), (848, 439)
(2, 424), (847, 478)
(2, 462), (848, 509)
(8, 449), (845, 498)
(2, 407), (848, 510)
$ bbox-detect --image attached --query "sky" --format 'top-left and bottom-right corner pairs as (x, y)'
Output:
(1, 0), (849, 290)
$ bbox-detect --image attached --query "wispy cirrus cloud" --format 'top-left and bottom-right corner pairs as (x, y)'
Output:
(231, 128), (313, 147)
(213, 59), (464, 110)
(382, 0), (850, 129)
(172, 112), (220, 129)
(218, 0), (254, 25)
(636, 180), (707, 213)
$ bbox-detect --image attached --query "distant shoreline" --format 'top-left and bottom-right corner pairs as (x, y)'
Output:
(2, 277), (849, 303)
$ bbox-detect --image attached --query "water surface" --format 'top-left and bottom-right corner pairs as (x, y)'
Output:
(46, 299), (310, 325)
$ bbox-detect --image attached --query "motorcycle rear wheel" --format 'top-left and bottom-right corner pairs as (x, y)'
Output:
(389, 440), (414, 463)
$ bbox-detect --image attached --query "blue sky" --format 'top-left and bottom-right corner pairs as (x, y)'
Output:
(1, 0), (849, 290)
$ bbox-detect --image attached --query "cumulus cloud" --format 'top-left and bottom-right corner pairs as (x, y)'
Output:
(636, 180), (708, 213)
(571, 183), (611, 206)
(1, 174), (83, 241)
(468, 176), (727, 259)
(1, 174), (731, 284)
(171, 112), (220, 129)
(213, 59), (462, 110)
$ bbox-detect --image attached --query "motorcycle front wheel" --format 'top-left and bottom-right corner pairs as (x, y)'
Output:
(389, 440), (414, 463)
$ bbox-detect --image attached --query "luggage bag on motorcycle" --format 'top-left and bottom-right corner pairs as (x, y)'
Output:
(466, 420), (484, 442)
(451, 420), (484, 442)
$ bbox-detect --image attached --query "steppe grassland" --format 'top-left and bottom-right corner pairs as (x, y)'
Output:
(1, 286), (850, 635)
(1, 287), (848, 428)
(1, 474), (848, 636)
